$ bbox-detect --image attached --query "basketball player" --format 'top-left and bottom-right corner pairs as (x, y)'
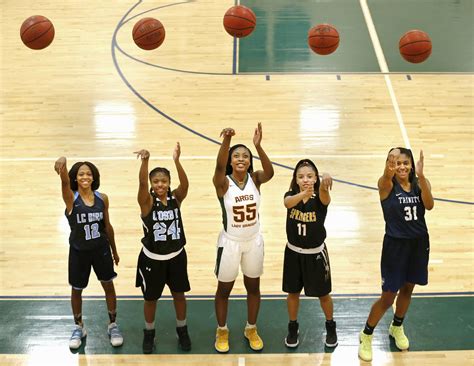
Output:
(134, 143), (191, 354)
(282, 159), (337, 348)
(54, 157), (123, 350)
(213, 123), (274, 353)
(358, 148), (434, 362)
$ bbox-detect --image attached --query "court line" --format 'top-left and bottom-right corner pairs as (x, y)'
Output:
(359, 0), (411, 149)
(1, 292), (473, 300)
(109, 2), (473, 206)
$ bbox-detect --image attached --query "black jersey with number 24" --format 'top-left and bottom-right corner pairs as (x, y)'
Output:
(141, 192), (186, 255)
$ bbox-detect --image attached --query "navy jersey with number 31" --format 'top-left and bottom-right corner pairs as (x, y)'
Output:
(381, 179), (428, 239)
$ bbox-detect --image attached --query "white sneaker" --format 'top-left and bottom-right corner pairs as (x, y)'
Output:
(69, 325), (87, 349)
(108, 322), (123, 347)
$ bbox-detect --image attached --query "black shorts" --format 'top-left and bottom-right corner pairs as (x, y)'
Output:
(135, 248), (190, 301)
(381, 234), (430, 292)
(68, 244), (117, 290)
(282, 244), (332, 297)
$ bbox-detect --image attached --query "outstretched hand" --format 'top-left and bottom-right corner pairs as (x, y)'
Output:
(253, 122), (262, 147)
(220, 127), (235, 138)
(321, 173), (333, 191)
(416, 150), (425, 178)
(387, 148), (400, 174)
(173, 142), (181, 161)
(54, 157), (67, 175)
(134, 149), (150, 160)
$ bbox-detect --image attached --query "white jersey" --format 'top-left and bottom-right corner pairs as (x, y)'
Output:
(220, 173), (261, 239)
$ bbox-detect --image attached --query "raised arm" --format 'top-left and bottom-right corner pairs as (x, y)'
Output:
(416, 150), (434, 210)
(171, 142), (189, 204)
(378, 148), (399, 201)
(319, 173), (332, 205)
(213, 128), (234, 197)
(134, 149), (153, 216)
(54, 156), (74, 214)
(101, 193), (119, 265)
(251, 123), (274, 188)
(284, 186), (314, 208)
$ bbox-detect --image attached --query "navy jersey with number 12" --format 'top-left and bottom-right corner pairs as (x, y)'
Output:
(66, 191), (108, 251)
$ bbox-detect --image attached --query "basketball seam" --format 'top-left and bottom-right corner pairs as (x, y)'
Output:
(21, 20), (50, 37)
(308, 35), (339, 39)
(224, 15), (256, 25)
(224, 26), (255, 31)
(401, 49), (432, 57)
(400, 40), (431, 48)
(132, 19), (162, 37)
(25, 25), (53, 45)
(310, 42), (339, 49)
(134, 27), (164, 42)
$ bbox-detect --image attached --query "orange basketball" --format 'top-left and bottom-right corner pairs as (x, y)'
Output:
(399, 30), (432, 63)
(132, 17), (165, 50)
(308, 24), (340, 55)
(223, 5), (256, 38)
(20, 15), (55, 50)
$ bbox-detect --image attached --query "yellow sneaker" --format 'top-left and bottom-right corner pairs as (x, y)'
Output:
(215, 328), (229, 353)
(244, 326), (264, 351)
(389, 324), (409, 350)
(358, 330), (373, 362)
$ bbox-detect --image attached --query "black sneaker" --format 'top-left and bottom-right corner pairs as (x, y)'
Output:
(176, 325), (191, 351)
(285, 321), (299, 348)
(325, 320), (338, 347)
(143, 329), (155, 354)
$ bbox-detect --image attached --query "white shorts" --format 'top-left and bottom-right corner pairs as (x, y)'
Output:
(214, 230), (264, 282)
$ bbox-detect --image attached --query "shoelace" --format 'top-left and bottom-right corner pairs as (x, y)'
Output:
(71, 328), (82, 339)
(110, 326), (121, 338)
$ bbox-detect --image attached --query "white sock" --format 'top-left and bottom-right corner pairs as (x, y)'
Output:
(176, 318), (186, 327)
(246, 321), (256, 329)
(145, 321), (155, 330)
(218, 324), (228, 330)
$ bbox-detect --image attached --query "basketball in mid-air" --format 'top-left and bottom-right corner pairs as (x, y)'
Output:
(20, 15), (55, 50)
(132, 17), (166, 50)
(399, 30), (432, 63)
(308, 24), (340, 55)
(223, 5), (256, 38)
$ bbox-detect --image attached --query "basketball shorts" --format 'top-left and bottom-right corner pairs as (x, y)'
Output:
(282, 243), (332, 297)
(381, 234), (430, 292)
(214, 230), (264, 282)
(135, 248), (190, 301)
(68, 243), (117, 290)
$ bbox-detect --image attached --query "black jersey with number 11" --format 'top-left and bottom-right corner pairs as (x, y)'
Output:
(285, 190), (328, 249)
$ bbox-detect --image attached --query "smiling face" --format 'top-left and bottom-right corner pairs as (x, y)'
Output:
(296, 165), (318, 191)
(230, 146), (251, 175)
(150, 171), (170, 198)
(395, 153), (413, 181)
(76, 164), (94, 190)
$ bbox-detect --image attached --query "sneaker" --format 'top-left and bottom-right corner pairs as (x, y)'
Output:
(176, 325), (191, 351)
(389, 324), (409, 350)
(108, 322), (123, 347)
(285, 321), (299, 348)
(143, 329), (155, 354)
(325, 320), (338, 347)
(69, 325), (87, 349)
(215, 327), (229, 353)
(358, 330), (373, 362)
(244, 326), (264, 351)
